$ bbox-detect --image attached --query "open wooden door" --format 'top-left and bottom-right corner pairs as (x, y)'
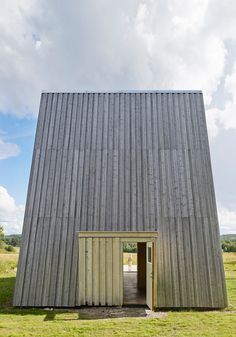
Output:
(146, 241), (154, 309)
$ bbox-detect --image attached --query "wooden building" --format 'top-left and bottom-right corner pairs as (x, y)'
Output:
(14, 91), (227, 309)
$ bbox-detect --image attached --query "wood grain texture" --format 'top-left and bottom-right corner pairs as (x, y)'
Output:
(78, 237), (122, 306)
(14, 92), (227, 308)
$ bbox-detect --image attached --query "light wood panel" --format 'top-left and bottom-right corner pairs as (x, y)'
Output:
(77, 233), (158, 307)
(77, 236), (123, 306)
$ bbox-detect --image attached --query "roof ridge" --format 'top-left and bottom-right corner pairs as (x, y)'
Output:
(41, 89), (202, 94)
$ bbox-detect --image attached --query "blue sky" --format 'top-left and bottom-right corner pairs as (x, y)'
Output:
(0, 114), (36, 204)
(0, 0), (236, 234)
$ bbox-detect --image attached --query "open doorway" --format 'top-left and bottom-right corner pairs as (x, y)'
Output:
(123, 242), (146, 306)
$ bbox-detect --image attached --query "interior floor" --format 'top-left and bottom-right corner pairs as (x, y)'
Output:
(123, 272), (146, 305)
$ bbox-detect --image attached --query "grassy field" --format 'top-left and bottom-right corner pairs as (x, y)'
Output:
(0, 252), (235, 337)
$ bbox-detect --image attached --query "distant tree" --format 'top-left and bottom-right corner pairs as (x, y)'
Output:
(5, 245), (15, 252)
(123, 243), (137, 253)
(4, 235), (21, 247)
(221, 240), (236, 252)
(0, 226), (5, 248)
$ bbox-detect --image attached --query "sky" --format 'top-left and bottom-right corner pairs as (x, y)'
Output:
(0, 0), (236, 235)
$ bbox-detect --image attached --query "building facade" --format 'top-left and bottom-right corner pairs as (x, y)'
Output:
(14, 91), (227, 308)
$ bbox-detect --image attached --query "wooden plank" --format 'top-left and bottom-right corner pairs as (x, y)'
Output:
(119, 241), (123, 305)
(189, 217), (200, 306)
(182, 218), (195, 306)
(25, 93), (53, 305)
(92, 94), (103, 231)
(112, 238), (120, 305)
(67, 94), (80, 306)
(153, 238), (158, 308)
(20, 217), (38, 305)
(163, 219), (173, 307)
(141, 94), (149, 230)
(85, 238), (93, 305)
(92, 238), (100, 305)
(176, 218), (187, 306)
(75, 93), (86, 231)
(156, 228), (165, 307)
(13, 147), (41, 304)
(29, 217), (44, 306)
(130, 93), (137, 230)
(105, 94), (114, 229)
(61, 95), (75, 305)
(168, 93), (177, 149)
(169, 218), (180, 306)
(87, 94), (98, 229)
(55, 216), (68, 306)
(63, 93), (74, 218)
(78, 231), (158, 238)
(69, 232), (79, 306)
(118, 94), (125, 229)
(195, 217), (210, 306)
(162, 93), (170, 149)
(202, 217), (214, 306)
(135, 93), (143, 229)
(124, 94), (131, 228)
(53, 95), (71, 306)
(35, 217), (50, 306)
(209, 217), (228, 307)
(99, 238), (106, 305)
(146, 94), (155, 229)
(151, 94), (161, 223)
(78, 238), (86, 305)
(106, 238), (113, 305)
(46, 103), (63, 306)
(160, 149), (167, 217)
(81, 93), (93, 231)
(100, 93), (109, 230)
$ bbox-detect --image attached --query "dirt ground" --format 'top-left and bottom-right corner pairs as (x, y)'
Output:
(43, 307), (167, 320)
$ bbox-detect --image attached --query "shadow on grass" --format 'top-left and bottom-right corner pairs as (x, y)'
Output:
(0, 307), (149, 320)
(0, 276), (16, 307)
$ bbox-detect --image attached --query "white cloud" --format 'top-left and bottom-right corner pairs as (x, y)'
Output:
(0, 186), (24, 234)
(218, 204), (236, 234)
(0, 0), (234, 116)
(206, 59), (236, 138)
(0, 0), (236, 235)
(0, 139), (20, 160)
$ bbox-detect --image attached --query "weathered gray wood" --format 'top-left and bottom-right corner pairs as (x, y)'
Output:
(14, 91), (227, 309)
(55, 94), (71, 306)
(100, 94), (109, 231)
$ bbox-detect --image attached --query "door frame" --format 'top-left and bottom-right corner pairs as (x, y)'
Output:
(119, 233), (158, 309)
(78, 231), (158, 308)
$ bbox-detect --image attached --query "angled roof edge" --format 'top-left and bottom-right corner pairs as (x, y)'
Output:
(41, 89), (203, 94)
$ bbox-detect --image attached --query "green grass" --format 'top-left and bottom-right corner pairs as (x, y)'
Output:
(0, 252), (235, 337)
(0, 253), (18, 307)
(223, 252), (236, 308)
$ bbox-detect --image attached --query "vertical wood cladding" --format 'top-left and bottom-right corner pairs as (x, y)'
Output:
(14, 91), (227, 308)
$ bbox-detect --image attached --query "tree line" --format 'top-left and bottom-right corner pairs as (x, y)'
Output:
(221, 240), (236, 252)
(0, 226), (21, 252)
(0, 225), (236, 253)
